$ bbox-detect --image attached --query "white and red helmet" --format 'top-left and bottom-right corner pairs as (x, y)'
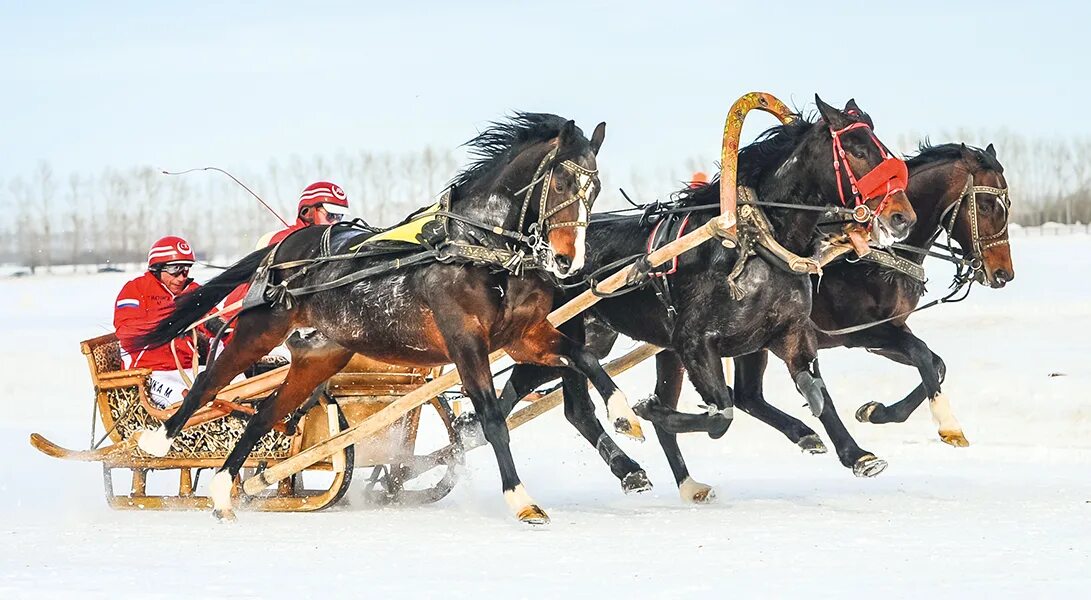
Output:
(147, 235), (196, 268)
(297, 181), (348, 217)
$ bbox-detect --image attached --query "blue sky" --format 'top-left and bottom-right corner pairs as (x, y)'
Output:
(2, 0), (1086, 191)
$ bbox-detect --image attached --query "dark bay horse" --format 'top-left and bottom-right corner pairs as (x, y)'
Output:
(583, 142), (1012, 501)
(816, 142), (1013, 444)
(504, 97), (917, 502)
(135, 113), (637, 524)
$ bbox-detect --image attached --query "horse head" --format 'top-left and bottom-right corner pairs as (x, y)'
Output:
(814, 95), (917, 247)
(452, 113), (605, 279)
(950, 143), (1013, 287)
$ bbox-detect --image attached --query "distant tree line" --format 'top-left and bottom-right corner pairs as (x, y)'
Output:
(2, 130), (1088, 271)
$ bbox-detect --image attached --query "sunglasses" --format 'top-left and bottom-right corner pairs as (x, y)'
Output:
(319, 207), (344, 222)
(160, 264), (191, 276)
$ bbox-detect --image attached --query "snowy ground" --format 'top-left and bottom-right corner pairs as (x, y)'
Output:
(1, 235), (1089, 599)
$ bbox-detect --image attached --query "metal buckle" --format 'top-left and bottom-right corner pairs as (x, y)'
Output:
(852, 204), (873, 223)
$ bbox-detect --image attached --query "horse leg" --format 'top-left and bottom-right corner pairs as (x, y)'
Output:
(450, 363), (559, 449)
(443, 323), (547, 525)
(209, 332), (354, 521)
(642, 350), (716, 503)
(509, 320), (644, 441)
(647, 336), (734, 439)
(138, 309), (293, 457)
(733, 351), (826, 454)
(499, 364), (564, 416)
(772, 326), (888, 478)
(852, 327), (966, 446)
(503, 361), (650, 494)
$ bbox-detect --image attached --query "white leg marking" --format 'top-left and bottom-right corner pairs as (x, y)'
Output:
(137, 425), (172, 457)
(606, 389), (637, 422)
(929, 392), (964, 433)
(679, 476), (716, 503)
(210, 470), (234, 512)
(503, 484), (535, 515)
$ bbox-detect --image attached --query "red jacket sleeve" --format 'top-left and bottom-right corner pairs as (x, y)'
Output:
(113, 278), (152, 348)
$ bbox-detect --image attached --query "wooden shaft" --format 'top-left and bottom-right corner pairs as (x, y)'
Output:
(506, 343), (662, 431)
(242, 216), (730, 496)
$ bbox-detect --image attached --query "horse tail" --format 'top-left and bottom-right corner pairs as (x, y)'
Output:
(136, 245), (276, 349)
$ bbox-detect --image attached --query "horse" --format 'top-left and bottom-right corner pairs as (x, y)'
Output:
(573, 141), (1013, 501)
(502, 96), (917, 502)
(814, 141), (1012, 444)
(134, 113), (639, 525)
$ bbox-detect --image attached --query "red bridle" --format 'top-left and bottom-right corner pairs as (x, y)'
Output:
(829, 121), (908, 224)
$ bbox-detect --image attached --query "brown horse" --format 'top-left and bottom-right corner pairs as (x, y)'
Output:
(135, 113), (639, 524)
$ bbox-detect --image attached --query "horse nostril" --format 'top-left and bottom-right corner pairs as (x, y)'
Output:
(891, 212), (909, 230)
(994, 268), (1013, 283)
(555, 255), (572, 271)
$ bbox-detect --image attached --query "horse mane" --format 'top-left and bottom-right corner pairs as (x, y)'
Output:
(449, 112), (583, 195)
(905, 141), (1004, 173)
(674, 114), (815, 207)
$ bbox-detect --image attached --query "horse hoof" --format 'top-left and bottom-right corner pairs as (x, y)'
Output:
(212, 509), (237, 523)
(517, 505), (550, 526)
(621, 470), (653, 494)
(679, 477), (716, 504)
(632, 398), (655, 421)
(613, 417), (645, 442)
(852, 454), (888, 478)
(707, 413), (732, 439)
(136, 426), (172, 457)
(797, 434), (828, 455)
(855, 402), (881, 423)
(939, 430), (970, 447)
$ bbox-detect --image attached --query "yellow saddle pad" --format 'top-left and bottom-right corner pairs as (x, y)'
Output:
(357, 202), (442, 246)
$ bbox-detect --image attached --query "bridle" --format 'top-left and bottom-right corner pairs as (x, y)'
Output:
(514, 146), (599, 240)
(829, 120), (909, 227)
(935, 171), (1011, 275)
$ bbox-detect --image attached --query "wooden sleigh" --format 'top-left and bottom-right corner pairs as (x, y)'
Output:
(30, 333), (462, 512)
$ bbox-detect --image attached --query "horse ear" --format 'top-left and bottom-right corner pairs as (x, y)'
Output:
(590, 122), (606, 156)
(815, 94), (849, 130)
(557, 120), (577, 150)
(960, 142), (978, 164)
(844, 98), (873, 127)
(985, 143), (997, 158)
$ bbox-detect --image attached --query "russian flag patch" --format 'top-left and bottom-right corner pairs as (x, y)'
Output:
(116, 299), (140, 309)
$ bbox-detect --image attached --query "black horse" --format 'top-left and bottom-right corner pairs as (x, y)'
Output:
(570, 141), (1012, 501)
(503, 97), (917, 502)
(135, 113), (641, 525)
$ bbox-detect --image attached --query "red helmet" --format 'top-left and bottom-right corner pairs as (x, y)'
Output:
(297, 181), (348, 215)
(147, 235), (196, 268)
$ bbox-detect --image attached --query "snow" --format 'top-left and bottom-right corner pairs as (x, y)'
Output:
(1, 236), (1090, 598)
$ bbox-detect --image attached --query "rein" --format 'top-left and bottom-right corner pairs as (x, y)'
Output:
(816, 170), (1011, 335)
(817, 274), (975, 336)
(246, 146), (599, 308)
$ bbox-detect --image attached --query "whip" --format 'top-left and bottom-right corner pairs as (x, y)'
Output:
(161, 166), (290, 227)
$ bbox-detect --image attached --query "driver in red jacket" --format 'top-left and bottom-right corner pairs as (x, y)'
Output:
(219, 181), (350, 339)
(114, 236), (214, 408)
